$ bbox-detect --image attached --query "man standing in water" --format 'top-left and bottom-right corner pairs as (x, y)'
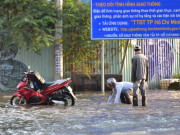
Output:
(131, 45), (149, 106)
(106, 78), (133, 104)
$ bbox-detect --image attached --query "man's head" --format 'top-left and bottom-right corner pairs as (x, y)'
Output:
(134, 45), (141, 52)
(106, 78), (116, 88)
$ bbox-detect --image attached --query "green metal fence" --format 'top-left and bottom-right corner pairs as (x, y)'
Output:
(64, 39), (180, 89)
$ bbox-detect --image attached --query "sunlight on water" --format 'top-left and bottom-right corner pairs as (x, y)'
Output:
(0, 90), (180, 135)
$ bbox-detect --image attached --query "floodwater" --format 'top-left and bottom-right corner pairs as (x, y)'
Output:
(0, 90), (180, 135)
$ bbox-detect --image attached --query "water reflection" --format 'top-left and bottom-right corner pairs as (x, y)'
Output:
(0, 90), (180, 135)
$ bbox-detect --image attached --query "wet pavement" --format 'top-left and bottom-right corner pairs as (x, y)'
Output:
(0, 90), (180, 135)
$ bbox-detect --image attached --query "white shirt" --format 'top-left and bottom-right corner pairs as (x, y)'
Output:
(107, 82), (133, 104)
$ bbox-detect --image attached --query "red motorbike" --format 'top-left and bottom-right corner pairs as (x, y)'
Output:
(10, 71), (77, 106)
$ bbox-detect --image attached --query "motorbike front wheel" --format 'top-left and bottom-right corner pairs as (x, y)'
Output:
(62, 92), (75, 106)
(10, 96), (27, 106)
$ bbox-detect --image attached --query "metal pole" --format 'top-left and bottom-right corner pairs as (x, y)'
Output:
(55, 0), (63, 79)
(101, 40), (105, 93)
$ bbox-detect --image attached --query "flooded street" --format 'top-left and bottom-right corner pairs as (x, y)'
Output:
(0, 90), (180, 135)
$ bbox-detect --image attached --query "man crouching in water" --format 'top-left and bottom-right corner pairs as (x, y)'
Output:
(107, 78), (133, 104)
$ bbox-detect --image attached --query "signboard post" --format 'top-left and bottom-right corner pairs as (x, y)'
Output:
(91, 0), (180, 40)
(101, 40), (105, 93)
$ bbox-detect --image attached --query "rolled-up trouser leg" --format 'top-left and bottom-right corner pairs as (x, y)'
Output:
(133, 80), (141, 97)
(133, 80), (141, 106)
(139, 80), (146, 97)
(139, 80), (147, 106)
(133, 79), (142, 106)
(120, 93), (127, 104)
(133, 96), (138, 106)
(142, 96), (147, 106)
(123, 92), (132, 104)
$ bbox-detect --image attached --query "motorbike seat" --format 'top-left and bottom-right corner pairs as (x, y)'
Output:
(42, 82), (55, 89)
(41, 78), (71, 90)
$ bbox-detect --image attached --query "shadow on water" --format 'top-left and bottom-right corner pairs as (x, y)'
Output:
(0, 90), (180, 135)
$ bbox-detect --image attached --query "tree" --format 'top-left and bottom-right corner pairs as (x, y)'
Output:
(0, 0), (58, 53)
(61, 0), (101, 75)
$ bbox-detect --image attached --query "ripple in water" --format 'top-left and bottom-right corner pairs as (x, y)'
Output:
(0, 90), (180, 135)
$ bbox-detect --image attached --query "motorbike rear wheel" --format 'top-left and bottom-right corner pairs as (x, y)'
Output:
(10, 96), (27, 106)
(62, 92), (75, 106)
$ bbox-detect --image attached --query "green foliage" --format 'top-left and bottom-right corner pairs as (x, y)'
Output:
(172, 73), (180, 79)
(0, 0), (58, 53)
(61, 0), (101, 75)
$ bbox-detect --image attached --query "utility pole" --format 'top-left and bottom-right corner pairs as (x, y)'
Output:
(101, 40), (105, 93)
(54, 0), (63, 80)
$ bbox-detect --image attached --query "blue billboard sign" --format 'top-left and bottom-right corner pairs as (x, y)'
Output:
(91, 0), (180, 40)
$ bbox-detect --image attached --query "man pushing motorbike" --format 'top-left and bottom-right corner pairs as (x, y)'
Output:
(107, 78), (133, 104)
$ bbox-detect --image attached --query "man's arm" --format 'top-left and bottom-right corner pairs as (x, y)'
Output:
(114, 85), (122, 104)
(107, 88), (116, 103)
(131, 58), (137, 82)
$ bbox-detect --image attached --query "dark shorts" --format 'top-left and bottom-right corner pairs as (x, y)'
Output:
(120, 92), (132, 104)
